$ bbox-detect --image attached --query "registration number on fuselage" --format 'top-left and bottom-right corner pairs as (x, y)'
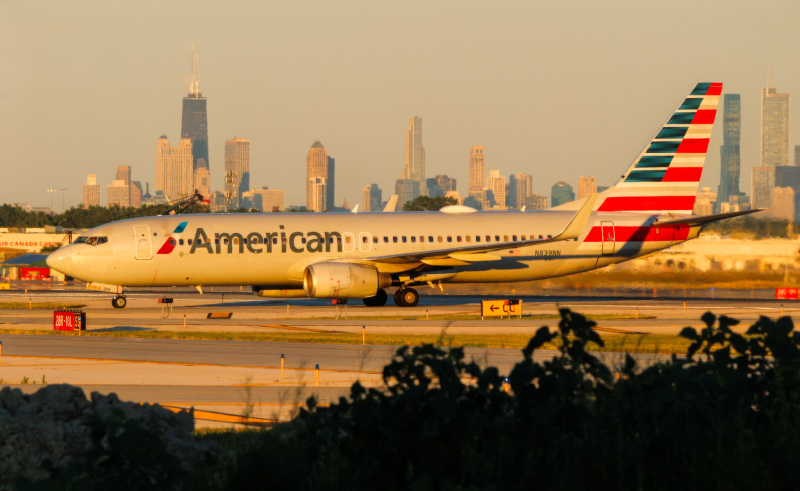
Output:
(534, 250), (561, 257)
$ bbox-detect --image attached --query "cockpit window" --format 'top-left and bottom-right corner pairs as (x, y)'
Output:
(75, 236), (108, 246)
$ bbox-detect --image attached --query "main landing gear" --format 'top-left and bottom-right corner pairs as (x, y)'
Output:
(362, 289), (388, 307)
(394, 287), (419, 307)
(111, 296), (127, 309)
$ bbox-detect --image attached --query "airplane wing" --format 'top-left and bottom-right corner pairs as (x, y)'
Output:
(363, 194), (598, 265)
(654, 208), (763, 227)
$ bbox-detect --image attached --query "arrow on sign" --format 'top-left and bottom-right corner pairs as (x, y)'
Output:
(490, 305), (499, 312)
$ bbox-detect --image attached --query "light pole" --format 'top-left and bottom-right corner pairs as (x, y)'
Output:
(47, 189), (56, 213)
(59, 188), (67, 213)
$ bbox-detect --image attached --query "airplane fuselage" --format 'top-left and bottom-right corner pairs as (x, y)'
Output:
(47, 209), (699, 290)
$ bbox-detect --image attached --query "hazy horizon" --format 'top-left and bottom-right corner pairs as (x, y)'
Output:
(2, 0), (800, 210)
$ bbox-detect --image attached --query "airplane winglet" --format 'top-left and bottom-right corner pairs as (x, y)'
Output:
(554, 193), (598, 241)
(351, 204), (359, 214)
(383, 195), (399, 212)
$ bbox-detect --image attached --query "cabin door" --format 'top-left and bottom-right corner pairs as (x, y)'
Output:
(133, 225), (152, 260)
(600, 221), (615, 255)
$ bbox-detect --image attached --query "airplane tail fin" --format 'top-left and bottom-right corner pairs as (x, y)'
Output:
(595, 83), (722, 215)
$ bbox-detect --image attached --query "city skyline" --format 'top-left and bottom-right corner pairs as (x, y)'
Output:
(4, 1), (800, 210)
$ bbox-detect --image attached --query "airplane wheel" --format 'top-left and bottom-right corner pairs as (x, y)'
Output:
(394, 289), (406, 307)
(111, 296), (127, 309)
(363, 289), (388, 307)
(398, 288), (419, 307)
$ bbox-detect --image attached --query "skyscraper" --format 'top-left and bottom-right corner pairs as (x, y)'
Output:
(327, 156), (336, 212)
(116, 166), (131, 187)
(156, 135), (193, 202)
(181, 48), (209, 175)
(468, 146), (485, 198)
(486, 170), (506, 210)
(130, 181), (143, 208)
(309, 177), (327, 213)
(551, 181), (575, 207)
(224, 137), (250, 208)
(761, 87), (790, 168)
(717, 94), (742, 205)
(194, 167), (210, 197)
(395, 179), (420, 210)
(82, 174), (100, 208)
(524, 194), (547, 210)
(306, 141), (328, 211)
(578, 176), (596, 200)
(508, 173), (533, 209)
(250, 187), (285, 212)
(363, 184), (382, 212)
(770, 187), (795, 220)
(107, 180), (130, 207)
(752, 167), (775, 209)
(401, 117), (426, 194)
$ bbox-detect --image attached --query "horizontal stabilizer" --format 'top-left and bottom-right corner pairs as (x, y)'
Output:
(654, 208), (763, 227)
(383, 195), (399, 212)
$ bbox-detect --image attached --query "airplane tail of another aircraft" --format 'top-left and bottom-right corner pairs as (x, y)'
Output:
(590, 83), (722, 215)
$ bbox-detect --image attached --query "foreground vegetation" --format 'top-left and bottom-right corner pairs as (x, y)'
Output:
(0, 302), (85, 310)
(4, 309), (800, 489)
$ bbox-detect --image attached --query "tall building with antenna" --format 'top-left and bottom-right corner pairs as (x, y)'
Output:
(181, 46), (210, 190)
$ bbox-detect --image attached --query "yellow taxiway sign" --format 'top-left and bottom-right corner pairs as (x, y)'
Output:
(481, 299), (522, 318)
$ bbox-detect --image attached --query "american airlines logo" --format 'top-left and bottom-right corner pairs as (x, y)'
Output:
(184, 226), (345, 255)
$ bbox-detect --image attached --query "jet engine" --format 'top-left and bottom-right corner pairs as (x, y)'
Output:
(303, 263), (392, 299)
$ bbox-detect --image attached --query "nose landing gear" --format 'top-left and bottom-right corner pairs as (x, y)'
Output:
(394, 287), (419, 307)
(111, 296), (127, 309)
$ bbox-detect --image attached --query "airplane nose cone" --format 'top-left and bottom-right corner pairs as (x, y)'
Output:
(46, 251), (72, 276)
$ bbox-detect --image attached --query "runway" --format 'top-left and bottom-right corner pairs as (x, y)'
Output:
(1, 287), (793, 427)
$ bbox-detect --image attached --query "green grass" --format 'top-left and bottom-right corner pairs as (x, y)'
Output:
(0, 302), (86, 310)
(0, 328), (690, 354)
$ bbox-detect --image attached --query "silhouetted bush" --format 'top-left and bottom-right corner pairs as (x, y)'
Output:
(198, 310), (800, 490)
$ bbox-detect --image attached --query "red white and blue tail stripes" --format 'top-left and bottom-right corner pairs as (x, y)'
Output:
(597, 83), (721, 214)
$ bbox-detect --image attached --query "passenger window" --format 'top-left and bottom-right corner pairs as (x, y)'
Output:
(362, 236), (368, 243)
(547, 235), (552, 239)
(188, 239), (193, 245)
(234, 238), (239, 245)
(206, 238), (212, 244)
(495, 236), (500, 242)
(384, 237), (389, 243)
(466, 236), (471, 243)
(373, 237), (378, 243)
(169, 238), (176, 246)
(411, 236), (416, 243)
(428, 236), (434, 242)
(281, 238), (287, 244)
(456, 236), (462, 242)
(393, 237), (398, 243)
(438, 236), (443, 242)
(337, 237), (342, 244)
(252, 237), (259, 244)
(302, 238), (307, 244)
(420, 236), (424, 242)
(272, 238), (278, 244)
(345, 236), (352, 244)
(512, 235), (517, 241)
(476, 236), (481, 242)
(521, 235), (526, 240)
(504, 235), (509, 242)
(402, 237), (407, 243)
(215, 239), (220, 245)
(447, 236), (452, 242)
(179, 239), (184, 245)
(486, 236), (491, 242)
(538, 235), (543, 239)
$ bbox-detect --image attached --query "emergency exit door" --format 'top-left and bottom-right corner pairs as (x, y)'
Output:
(133, 225), (152, 260)
(600, 221), (615, 255)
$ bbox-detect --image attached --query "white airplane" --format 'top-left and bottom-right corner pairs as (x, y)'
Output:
(48, 83), (757, 308)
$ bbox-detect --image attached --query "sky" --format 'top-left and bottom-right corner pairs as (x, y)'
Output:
(2, 0), (800, 210)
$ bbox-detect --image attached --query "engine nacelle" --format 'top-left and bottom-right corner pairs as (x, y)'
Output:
(303, 263), (392, 299)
